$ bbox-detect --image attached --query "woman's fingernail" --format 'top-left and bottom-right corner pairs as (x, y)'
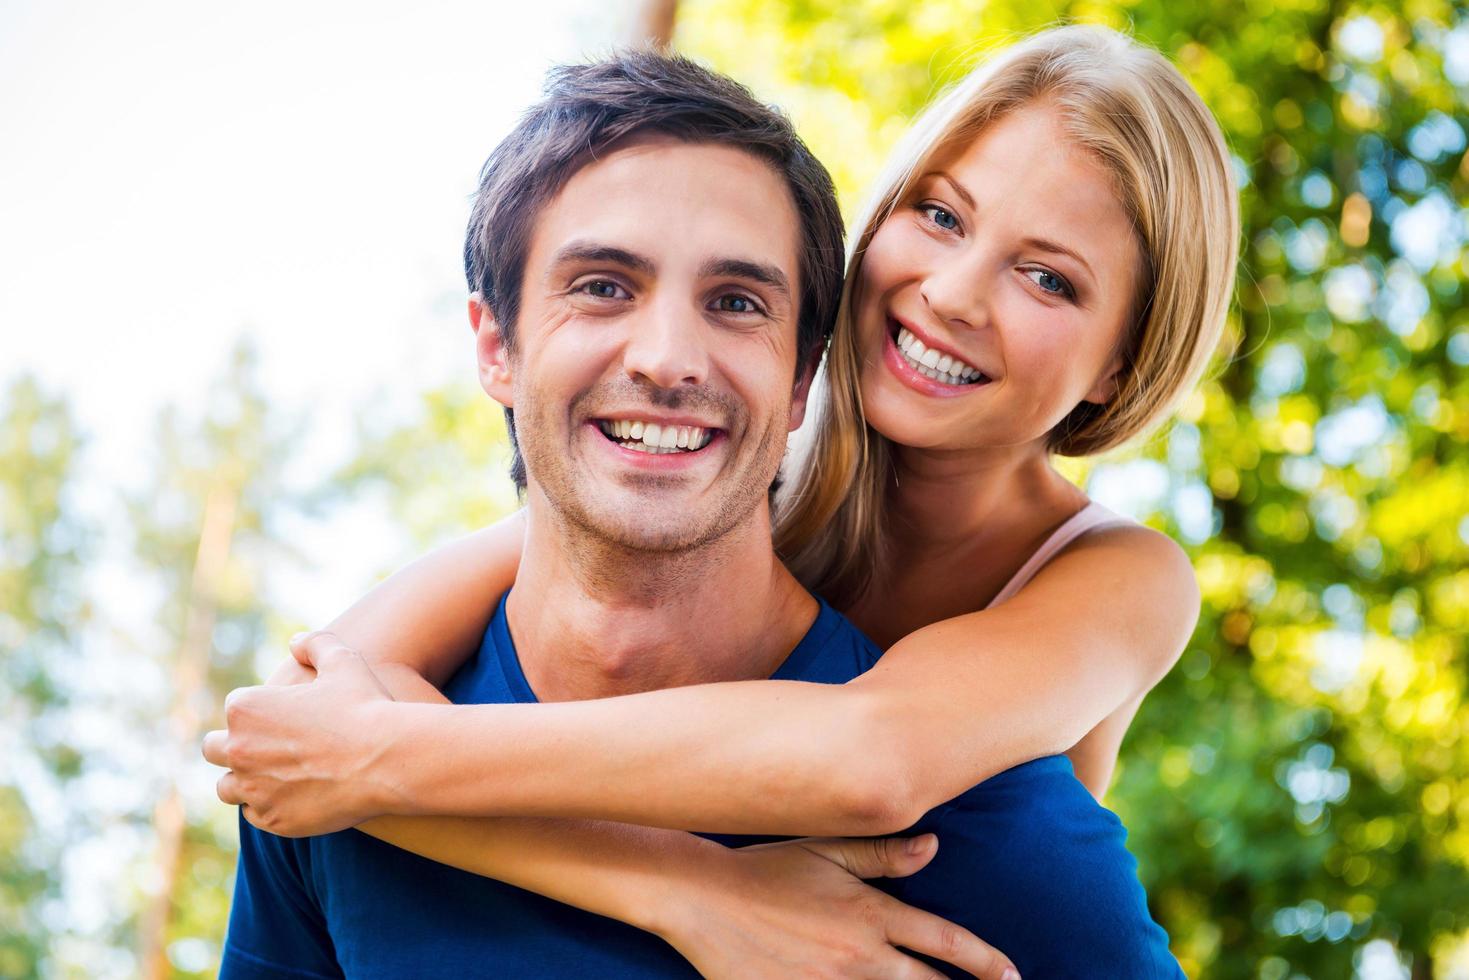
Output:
(1002, 970), (1020, 980)
(289, 632), (308, 646)
(905, 834), (930, 854)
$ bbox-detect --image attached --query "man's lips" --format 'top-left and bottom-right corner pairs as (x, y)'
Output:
(590, 417), (723, 457)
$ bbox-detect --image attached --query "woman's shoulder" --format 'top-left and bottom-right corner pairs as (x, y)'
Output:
(1002, 501), (1200, 676)
(1059, 505), (1196, 593)
(988, 499), (1191, 610)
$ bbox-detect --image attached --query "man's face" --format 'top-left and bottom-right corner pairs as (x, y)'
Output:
(474, 137), (810, 553)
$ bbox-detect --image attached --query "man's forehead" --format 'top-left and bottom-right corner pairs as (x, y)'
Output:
(528, 138), (802, 282)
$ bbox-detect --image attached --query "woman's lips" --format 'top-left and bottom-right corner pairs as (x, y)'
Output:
(881, 319), (992, 398)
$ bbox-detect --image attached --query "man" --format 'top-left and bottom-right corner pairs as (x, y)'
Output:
(213, 52), (1182, 978)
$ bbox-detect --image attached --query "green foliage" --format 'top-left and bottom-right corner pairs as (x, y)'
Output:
(123, 340), (307, 977)
(0, 376), (90, 978)
(678, 0), (1469, 975)
(331, 383), (516, 551)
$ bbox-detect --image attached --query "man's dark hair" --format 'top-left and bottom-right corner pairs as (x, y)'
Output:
(464, 50), (845, 489)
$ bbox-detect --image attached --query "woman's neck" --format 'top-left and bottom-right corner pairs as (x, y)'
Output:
(847, 439), (1089, 648)
(888, 440), (1085, 552)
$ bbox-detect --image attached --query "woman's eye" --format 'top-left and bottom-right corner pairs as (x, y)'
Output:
(578, 280), (628, 300)
(1024, 268), (1074, 299)
(715, 294), (762, 315)
(920, 204), (960, 231)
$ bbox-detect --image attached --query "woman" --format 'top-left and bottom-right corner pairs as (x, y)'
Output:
(213, 23), (1238, 977)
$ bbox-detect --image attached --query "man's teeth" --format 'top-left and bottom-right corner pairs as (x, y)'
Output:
(598, 420), (715, 454)
(895, 327), (985, 385)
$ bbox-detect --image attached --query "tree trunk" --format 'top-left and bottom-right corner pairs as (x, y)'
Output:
(630, 0), (678, 49)
(138, 484), (237, 980)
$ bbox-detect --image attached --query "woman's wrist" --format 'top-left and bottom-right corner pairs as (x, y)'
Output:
(636, 835), (741, 941)
(366, 700), (451, 818)
(364, 664), (472, 818)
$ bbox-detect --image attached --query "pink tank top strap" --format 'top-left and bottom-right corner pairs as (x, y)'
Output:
(985, 501), (1136, 609)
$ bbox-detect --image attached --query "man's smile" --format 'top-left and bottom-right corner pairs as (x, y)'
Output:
(595, 418), (720, 455)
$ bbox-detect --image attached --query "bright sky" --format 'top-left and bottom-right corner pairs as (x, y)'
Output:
(1, 0), (627, 481)
(1, 0), (637, 625)
(3, 5), (638, 968)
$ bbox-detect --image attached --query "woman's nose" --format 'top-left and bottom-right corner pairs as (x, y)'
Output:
(919, 258), (989, 332)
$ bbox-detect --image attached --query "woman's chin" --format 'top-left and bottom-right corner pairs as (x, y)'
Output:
(859, 386), (954, 450)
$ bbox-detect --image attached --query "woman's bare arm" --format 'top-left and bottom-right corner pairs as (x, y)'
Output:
(225, 653), (1019, 979)
(393, 526), (1195, 833)
(232, 524), (1197, 837)
(318, 509), (526, 688)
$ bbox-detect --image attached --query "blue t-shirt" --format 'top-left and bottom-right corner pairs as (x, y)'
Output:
(223, 593), (1182, 979)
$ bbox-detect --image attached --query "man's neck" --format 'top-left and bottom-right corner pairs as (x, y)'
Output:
(505, 497), (817, 702)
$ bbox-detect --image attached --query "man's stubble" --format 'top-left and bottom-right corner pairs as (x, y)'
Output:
(514, 377), (789, 603)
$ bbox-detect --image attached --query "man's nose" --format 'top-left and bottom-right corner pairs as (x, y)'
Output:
(621, 294), (710, 390)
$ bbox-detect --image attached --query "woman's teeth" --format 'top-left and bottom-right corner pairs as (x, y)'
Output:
(598, 419), (715, 454)
(895, 327), (986, 385)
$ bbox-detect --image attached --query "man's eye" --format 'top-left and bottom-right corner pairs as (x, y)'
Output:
(715, 294), (762, 315)
(1024, 268), (1074, 299)
(578, 280), (628, 300)
(919, 204), (960, 231)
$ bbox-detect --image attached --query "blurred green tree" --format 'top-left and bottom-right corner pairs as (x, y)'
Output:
(330, 383), (516, 552)
(0, 377), (90, 979)
(676, 0), (1469, 976)
(126, 341), (305, 979)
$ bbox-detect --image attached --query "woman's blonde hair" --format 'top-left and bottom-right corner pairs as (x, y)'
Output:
(774, 24), (1240, 607)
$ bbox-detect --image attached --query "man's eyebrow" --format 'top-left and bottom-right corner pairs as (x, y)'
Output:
(1022, 236), (1096, 281)
(549, 241), (656, 276)
(698, 258), (792, 302)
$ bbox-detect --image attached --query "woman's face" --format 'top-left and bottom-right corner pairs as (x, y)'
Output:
(857, 103), (1144, 454)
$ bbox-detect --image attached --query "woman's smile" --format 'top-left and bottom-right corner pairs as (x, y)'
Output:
(879, 316), (994, 398)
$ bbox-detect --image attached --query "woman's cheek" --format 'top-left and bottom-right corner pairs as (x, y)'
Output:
(861, 216), (927, 287)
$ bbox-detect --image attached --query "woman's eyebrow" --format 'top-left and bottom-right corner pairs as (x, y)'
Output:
(931, 171), (976, 210)
(1022, 236), (1095, 282)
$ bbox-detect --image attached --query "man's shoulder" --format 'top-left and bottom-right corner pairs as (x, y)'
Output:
(771, 595), (882, 684)
(893, 758), (1183, 976)
(443, 590), (527, 705)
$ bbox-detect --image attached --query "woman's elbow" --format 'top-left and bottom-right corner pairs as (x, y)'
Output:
(783, 689), (930, 835)
(829, 763), (927, 836)
(832, 693), (937, 834)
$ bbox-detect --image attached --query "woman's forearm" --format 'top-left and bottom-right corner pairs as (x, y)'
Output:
(350, 657), (728, 939)
(376, 679), (925, 837)
(366, 529), (1194, 837)
(358, 812), (722, 940)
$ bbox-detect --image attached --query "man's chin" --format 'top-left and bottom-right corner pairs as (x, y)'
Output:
(549, 484), (751, 555)
(577, 506), (723, 554)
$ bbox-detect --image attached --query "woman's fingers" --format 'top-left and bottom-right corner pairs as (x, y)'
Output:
(216, 769), (245, 806)
(201, 729), (229, 767)
(799, 833), (939, 879)
(883, 901), (1019, 980)
(883, 952), (949, 980)
(264, 656), (317, 686)
(289, 630), (348, 670)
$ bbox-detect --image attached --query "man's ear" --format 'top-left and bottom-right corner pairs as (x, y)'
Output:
(1083, 352), (1123, 406)
(787, 355), (820, 432)
(468, 292), (514, 407)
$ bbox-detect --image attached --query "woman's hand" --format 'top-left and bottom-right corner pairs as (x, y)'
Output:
(203, 633), (405, 836)
(663, 833), (1018, 979)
